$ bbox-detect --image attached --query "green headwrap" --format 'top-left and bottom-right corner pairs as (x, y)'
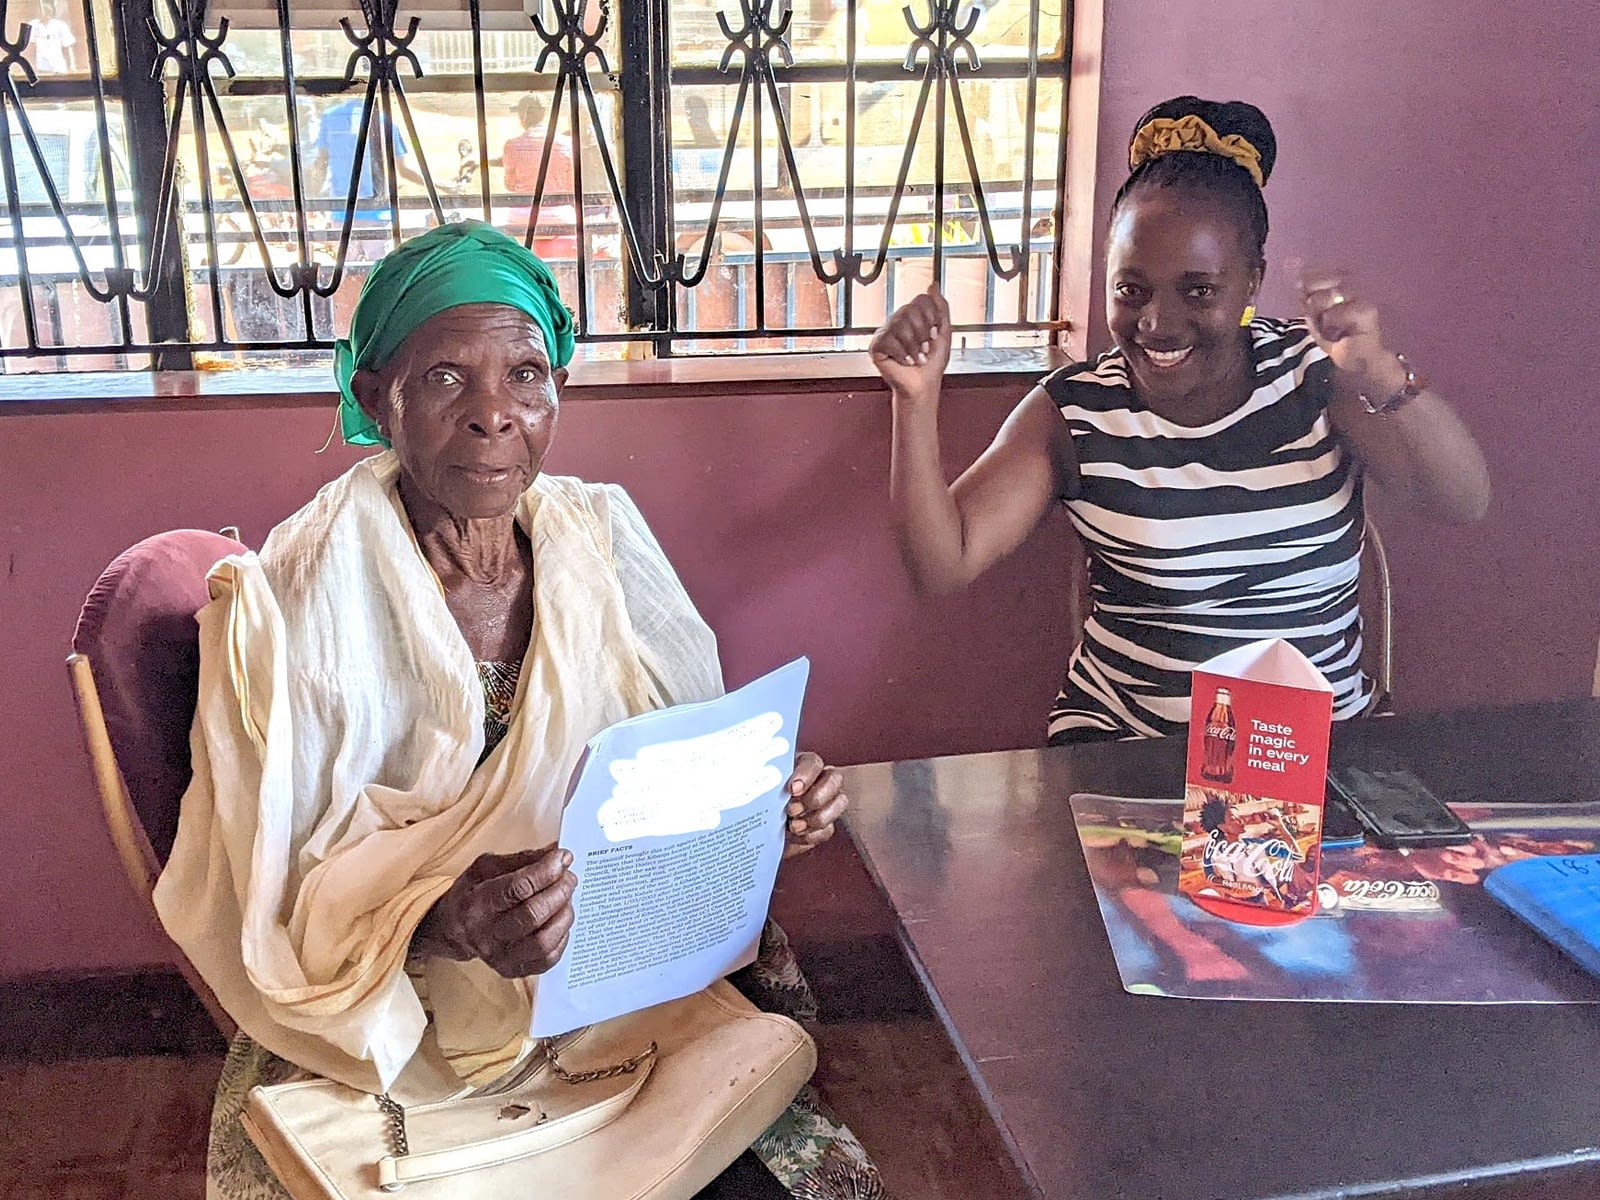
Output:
(333, 221), (577, 446)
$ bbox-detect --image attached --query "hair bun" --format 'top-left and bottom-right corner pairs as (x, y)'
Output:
(1129, 96), (1277, 186)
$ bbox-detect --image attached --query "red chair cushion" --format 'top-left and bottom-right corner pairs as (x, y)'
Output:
(72, 530), (245, 863)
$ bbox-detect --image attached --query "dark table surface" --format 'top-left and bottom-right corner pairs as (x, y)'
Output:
(842, 699), (1600, 1200)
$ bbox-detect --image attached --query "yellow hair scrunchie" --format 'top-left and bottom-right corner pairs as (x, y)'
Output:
(1128, 115), (1265, 188)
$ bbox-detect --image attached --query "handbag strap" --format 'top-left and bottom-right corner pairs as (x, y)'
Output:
(374, 1042), (656, 1191)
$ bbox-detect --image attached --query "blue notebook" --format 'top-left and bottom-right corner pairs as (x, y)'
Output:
(1485, 855), (1600, 978)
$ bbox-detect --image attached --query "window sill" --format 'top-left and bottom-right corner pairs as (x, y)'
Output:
(0, 347), (1071, 416)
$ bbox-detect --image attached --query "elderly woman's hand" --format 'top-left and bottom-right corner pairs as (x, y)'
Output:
(412, 847), (577, 978)
(782, 752), (849, 860)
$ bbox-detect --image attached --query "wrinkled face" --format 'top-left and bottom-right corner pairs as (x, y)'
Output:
(1105, 190), (1261, 410)
(354, 302), (567, 522)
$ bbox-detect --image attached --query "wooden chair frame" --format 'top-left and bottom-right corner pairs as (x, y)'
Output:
(67, 651), (237, 1038)
(1359, 515), (1396, 713)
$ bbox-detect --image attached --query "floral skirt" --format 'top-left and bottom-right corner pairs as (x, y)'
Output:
(206, 922), (885, 1200)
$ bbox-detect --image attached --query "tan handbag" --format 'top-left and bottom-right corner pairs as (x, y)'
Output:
(240, 980), (815, 1199)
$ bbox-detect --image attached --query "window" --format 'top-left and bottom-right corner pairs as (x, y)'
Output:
(0, 0), (1070, 370)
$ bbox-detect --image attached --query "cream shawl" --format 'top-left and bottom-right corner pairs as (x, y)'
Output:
(153, 453), (722, 1094)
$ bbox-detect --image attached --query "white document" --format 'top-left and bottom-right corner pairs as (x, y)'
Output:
(530, 658), (809, 1037)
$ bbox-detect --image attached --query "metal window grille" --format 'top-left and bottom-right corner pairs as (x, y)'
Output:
(0, 0), (1071, 370)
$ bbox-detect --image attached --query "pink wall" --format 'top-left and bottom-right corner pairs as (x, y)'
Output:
(4, 0), (1599, 978)
(0, 377), (1074, 976)
(1087, 0), (1600, 707)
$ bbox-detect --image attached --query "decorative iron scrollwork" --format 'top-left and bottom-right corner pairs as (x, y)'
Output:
(850, 0), (1023, 286)
(0, 0), (1068, 362)
(526, 0), (663, 292)
(667, 0), (853, 294)
(0, 2), (128, 308)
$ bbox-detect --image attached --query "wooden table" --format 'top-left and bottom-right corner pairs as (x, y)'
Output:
(842, 700), (1600, 1200)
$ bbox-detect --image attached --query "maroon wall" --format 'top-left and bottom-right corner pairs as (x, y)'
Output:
(3, 0), (1598, 978)
(0, 376), (1074, 976)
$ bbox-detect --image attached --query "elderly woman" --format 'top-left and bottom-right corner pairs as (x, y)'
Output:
(153, 221), (882, 1199)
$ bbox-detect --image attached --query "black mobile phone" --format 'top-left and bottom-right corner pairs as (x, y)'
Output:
(1324, 763), (1473, 849)
(1321, 789), (1366, 844)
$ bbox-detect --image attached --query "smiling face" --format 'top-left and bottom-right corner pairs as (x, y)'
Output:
(1105, 189), (1262, 414)
(353, 302), (568, 522)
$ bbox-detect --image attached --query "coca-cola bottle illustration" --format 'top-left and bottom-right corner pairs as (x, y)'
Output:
(1201, 687), (1237, 784)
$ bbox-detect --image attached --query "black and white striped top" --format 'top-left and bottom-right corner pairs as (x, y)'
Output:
(1044, 317), (1372, 742)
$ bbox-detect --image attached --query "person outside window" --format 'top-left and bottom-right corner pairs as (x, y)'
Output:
(310, 95), (425, 261)
(499, 93), (575, 200)
(494, 94), (577, 262)
(28, 0), (77, 75)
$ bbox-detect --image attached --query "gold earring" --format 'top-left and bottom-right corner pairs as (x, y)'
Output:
(1239, 304), (1256, 327)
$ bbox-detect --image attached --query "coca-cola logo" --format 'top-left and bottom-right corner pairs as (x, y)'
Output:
(1202, 833), (1299, 886)
(1205, 724), (1235, 741)
(1343, 879), (1435, 901)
